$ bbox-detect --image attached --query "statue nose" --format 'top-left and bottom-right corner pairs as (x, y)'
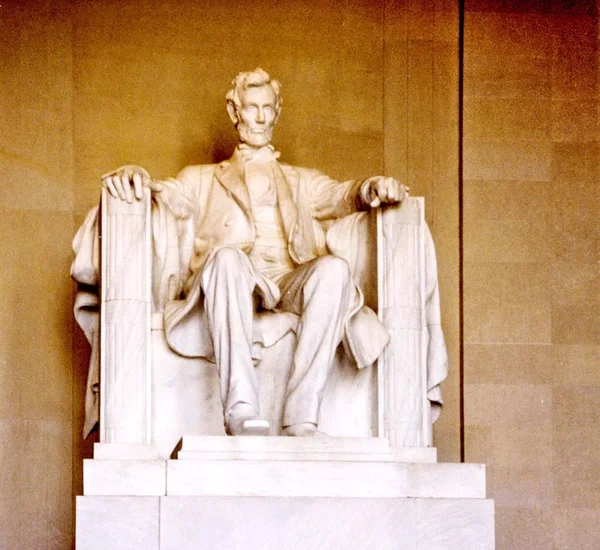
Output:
(256, 108), (265, 123)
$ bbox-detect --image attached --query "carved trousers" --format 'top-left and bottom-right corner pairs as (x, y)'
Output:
(201, 247), (351, 428)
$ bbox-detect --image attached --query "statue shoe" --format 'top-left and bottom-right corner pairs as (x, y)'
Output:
(281, 422), (328, 437)
(225, 403), (270, 436)
(235, 418), (270, 436)
(226, 416), (270, 436)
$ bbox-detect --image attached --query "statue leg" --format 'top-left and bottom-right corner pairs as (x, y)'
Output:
(277, 255), (351, 433)
(201, 247), (268, 435)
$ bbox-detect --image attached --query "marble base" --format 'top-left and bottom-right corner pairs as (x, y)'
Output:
(176, 435), (438, 462)
(83, 438), (483, 499)
(84, 459), (166, 496)
(78, 438), (495, 548)
(94, 442), (158, 460)
(76, 496), (159, 550)
(167, 458), (485, 498)
(77, 496), (494, 550)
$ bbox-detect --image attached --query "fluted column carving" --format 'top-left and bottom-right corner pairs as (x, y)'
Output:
(377, 198), (430, 447)
(100, 188), (152, 444)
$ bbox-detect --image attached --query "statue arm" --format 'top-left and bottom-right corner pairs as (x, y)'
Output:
(302, 169), (366, 220)
(303, 168), (407, 220)
(151, 173), (196, 221)
(151, 165), (213, 304)
(101, 164), (196, 220)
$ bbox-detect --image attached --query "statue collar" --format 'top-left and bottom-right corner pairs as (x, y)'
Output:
(234, 143), (281, 164)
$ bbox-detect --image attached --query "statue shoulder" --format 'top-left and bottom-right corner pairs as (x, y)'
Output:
(278, 162), (323, 181)
(175, 163), (218, 186)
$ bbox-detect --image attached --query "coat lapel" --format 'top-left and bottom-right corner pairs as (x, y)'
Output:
(271, 162), (298, 246)
(274, 163), (319, 264)
(214, 158), (251, 217)
(214, 151), (319, 265)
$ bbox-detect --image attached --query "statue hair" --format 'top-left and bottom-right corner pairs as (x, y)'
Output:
(226, 68), (282, 115)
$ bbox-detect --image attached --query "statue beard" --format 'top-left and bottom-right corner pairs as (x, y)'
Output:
(237, 122), (274, 148)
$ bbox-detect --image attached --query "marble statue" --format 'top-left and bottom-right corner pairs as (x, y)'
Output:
(72, 68), (448, 445)
(73, 69), (492, 550)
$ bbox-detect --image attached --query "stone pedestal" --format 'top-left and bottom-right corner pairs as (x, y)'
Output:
(77, 437), (495, 549)
(78, 496), (494, 550)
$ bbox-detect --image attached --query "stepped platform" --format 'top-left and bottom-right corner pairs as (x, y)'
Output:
(76, 437), (495, 549)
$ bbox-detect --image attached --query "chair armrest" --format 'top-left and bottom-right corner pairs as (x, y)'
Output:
(376, 197), (432, 447)
(99, 188), (152, 444)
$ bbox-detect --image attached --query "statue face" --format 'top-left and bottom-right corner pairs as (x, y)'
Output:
(236, 84), (278, 147)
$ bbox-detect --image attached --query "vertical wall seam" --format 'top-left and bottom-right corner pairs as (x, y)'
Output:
(406, 1), (410, 187)
(383, 0), (386, 174)
(458, 0), (466, 464)
(432, 4), (436, 226)
(70, 0), (78, 542)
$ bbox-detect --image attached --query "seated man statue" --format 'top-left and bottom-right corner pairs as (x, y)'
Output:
(96, 68), (408, 438)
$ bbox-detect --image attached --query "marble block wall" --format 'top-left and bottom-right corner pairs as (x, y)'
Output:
(463, 1), (600, 549)
(1, 0), (598, 548)
(0, 1), (77, 548)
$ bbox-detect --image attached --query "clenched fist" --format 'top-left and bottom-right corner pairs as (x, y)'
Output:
(360, 176), (409, 209)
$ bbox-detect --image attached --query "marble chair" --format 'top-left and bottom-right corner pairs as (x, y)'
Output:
(73, 189), (447, 459)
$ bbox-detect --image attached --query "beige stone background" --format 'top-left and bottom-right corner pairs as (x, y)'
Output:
(0, 0), (597, 548)
(463, 1), (600, 548)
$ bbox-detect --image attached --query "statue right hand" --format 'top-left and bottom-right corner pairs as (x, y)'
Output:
(101, 165), (156, 203)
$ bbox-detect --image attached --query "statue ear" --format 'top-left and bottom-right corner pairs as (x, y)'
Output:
(274, 106), (282, 125)
(227, 101), (239, 126)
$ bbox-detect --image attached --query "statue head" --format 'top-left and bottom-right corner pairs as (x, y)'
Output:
(226, 68), (282, 148)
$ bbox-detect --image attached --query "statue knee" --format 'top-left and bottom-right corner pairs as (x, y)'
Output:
(313, 256), (351, 287)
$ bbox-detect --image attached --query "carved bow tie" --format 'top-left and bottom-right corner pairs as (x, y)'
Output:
(238, 144), (281, 163)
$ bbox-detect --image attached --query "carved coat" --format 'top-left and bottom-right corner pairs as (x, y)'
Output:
(154, 147), (389, 369)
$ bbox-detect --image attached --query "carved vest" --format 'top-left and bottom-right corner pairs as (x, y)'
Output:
(245, 161), (295, 281)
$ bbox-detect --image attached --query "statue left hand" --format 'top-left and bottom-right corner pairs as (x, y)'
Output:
(362, 176), (409, 209)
